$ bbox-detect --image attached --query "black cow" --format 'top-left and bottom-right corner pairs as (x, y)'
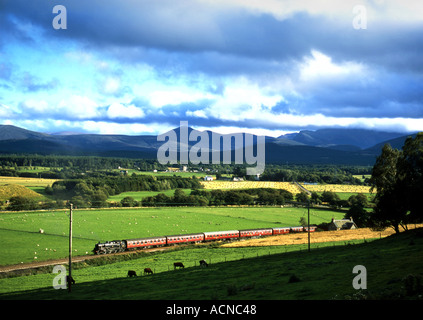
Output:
(127, 270), (137, 277)
(66, 275), (75, 285)
(174, 262), (184, 270)
(199, 260), (208, 267)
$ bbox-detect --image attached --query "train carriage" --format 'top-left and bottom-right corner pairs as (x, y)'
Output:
(239, 228), (273, 238)
(93, 224), (320, 255)
(203, 230), (240, 241)
(289, 226), (304, 232)
(166, 233), (205, 245)
(126, 236), (167, 249)
(272, 227), (291, 235)
(304, 226), (317, 232)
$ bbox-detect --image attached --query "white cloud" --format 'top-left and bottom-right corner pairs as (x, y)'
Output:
(202, 0), (423, 22)
(57, 95), (101, 119)
(148, 88), (212, 108)
(107, 102), (145, 119)
(81, 121), (162, 135)
(20, 99), (49, 113)
(299, 50), (364, 82)
(209, 78), (283, 121)
(101, 77), (121, 95)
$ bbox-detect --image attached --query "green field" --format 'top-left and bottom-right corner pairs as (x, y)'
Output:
(107, 189), (192, 202)
(0, 206), (345, 266)
(1, 228), (422, 300)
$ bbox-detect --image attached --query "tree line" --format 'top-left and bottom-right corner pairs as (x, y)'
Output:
(43, 175), (203, 208)
(136, 188), (294, 207)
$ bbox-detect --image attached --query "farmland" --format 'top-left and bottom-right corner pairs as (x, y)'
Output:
(201, 181), (302, 193)
(299, 183), (372, 194)
(0, 176), (58, 188)
(1, 227), (422, 300)
(0, 206), (345, 266)
(0, 184), (43, 201)
(201, 180), (373, 195)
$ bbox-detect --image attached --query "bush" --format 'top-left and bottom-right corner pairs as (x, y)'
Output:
(7, 196), (39, 211)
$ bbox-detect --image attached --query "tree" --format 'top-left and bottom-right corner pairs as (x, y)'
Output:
(296, 191), (309, 203)
(8, 196), (38, 211)
(173, 188), (187, 205)
(121, 196), (137, 207)
(90, 190), (108, 208)
(397, 133), (423, 224)
(310, 191), (321, 205)
(321, 191), (340, 207)
(369, 134), (423, 233)
(347, 194), (369, 227)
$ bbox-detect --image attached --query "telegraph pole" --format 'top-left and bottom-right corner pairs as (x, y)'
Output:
(307, 199), (310, 252)
(68, 203), (73, 293)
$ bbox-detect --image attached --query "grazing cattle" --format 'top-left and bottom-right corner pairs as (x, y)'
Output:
(144, 268), (153, 275)
(199, 260), (208, 267)
(174, 262), (184, 270)
(127, 270), (137, 277)
(66, 276), (75, 285)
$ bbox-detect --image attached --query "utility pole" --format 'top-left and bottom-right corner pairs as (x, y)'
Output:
(68, 203), (73, 293)
(307, 199), (310, 252)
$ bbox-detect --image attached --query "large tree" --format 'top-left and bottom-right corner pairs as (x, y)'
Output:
(369, 133), (423, 233)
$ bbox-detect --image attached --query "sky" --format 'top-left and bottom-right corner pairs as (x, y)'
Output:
(0, 0), (422, 137)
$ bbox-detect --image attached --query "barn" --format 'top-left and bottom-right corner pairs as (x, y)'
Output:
(328, 217), (357, 231)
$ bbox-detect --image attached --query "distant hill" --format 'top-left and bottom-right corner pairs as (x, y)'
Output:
(280, 128), (407, 149)
(365, 133), (418, 154)
(0, 124), (418, 166)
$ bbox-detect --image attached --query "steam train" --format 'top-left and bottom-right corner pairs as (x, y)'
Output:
(93, 225), (317, 254)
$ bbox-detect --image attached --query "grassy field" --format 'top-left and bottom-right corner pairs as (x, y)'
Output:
(0, 206), (345, 266)
(0, 184), (44, 201)
(1, 228), (422, 300)
(107, 189), (192, 202)
(0, 176), (58, 187)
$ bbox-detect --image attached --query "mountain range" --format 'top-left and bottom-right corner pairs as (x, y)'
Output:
(0, 124), (418, 166)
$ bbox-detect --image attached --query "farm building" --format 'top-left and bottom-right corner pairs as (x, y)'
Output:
(204, 176), (213, 181)
(328, 217), (357, 231)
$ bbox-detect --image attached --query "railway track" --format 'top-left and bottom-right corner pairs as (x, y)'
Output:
(0, 247), (167, 274)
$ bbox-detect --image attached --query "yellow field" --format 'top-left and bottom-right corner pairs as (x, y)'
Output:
(300, 183), (373, 194)
(0, 184), (43, 201)
(200, 181), (302, 194)
(201, 180), (374, 195)
(223, 224), (423, 248)
(0, 176), (58, 187)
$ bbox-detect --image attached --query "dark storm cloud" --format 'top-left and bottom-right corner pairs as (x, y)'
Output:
(3, 0), (422, 74)
(1, 0), (422, 134)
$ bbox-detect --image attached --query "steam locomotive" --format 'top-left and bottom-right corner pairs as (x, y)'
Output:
(93, 225), (317, 254)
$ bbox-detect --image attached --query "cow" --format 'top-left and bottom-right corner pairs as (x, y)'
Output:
(66, 275), (75, 285)
(127, 270), (137, 277)
(144, 268), (153, 275)
(174, 262), (184, 270)
(199, 260), (208, 267)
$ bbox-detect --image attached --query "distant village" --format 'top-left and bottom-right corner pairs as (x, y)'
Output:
(117, 165), (257, 182)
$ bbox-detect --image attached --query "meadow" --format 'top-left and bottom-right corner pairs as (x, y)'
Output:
(0, 206), (345, 266)
(107, 188), (191, 202)
(1, 228), (422, 300)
